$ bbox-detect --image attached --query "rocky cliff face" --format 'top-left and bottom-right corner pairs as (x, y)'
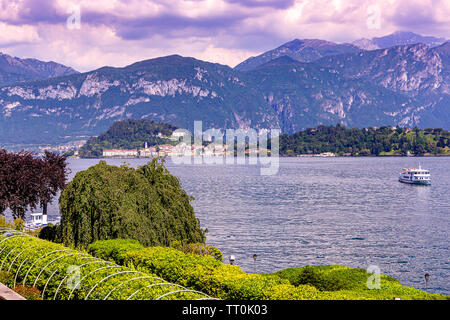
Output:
(0, 42), (449, 146)
(0, 55), (278, 144)
(317, 43), (446, 94)
(243, 56), (414, 133)
(314, 42), (450, 128)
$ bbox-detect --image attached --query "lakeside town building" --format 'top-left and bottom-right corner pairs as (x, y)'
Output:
(102, 149), (139, 157)
(102, 143), (269, 158)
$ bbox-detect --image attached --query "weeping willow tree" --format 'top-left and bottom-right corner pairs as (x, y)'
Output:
(59, 158), (205, 248)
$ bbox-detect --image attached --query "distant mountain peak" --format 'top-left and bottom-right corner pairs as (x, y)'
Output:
(0, 52), (79, 87)
(235, 38), (359, 71)
(124, 54), (228, 71)
(392, 30), (419, 36)
(353, 31), (447, 50)
(1, 32), (449, 147)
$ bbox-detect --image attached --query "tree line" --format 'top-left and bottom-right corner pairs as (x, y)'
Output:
(279, 125), (450, 156)
(0, 149), (68, 219)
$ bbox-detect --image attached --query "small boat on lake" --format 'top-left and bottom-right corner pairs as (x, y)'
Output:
(399, 165), (431, 185)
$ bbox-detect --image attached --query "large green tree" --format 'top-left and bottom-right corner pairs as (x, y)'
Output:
(59, 158), (205, 248)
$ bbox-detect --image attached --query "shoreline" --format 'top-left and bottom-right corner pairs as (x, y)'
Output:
(72, 154), (450, 159)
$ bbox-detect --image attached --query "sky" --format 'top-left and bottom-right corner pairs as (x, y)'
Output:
(0, 0), (449, 72)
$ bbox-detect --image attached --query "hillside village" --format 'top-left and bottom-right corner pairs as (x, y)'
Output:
(102, 142), (270, 158)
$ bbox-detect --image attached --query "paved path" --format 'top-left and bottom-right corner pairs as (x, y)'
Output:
(0, 283), (26, 300)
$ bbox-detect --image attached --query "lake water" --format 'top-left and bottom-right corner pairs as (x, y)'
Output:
(12, 157), (450, 295)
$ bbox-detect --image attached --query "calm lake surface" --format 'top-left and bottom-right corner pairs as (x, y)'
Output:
(18, 157), (450, 294)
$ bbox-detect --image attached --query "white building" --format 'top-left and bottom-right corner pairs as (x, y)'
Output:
(103, 149), (138, 157)
(139, 147), (157, 157)
(157, 144), (174, 157)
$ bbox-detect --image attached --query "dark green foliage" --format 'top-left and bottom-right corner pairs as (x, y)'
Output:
(79, 119), (178, 158)
(279, 125), (450, 156)
(38, 224), (61, 242)
(59, 158), (205, 248)
(274, 265), (449, 300)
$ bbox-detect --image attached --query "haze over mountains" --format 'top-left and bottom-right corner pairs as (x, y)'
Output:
(352, 31), (447, 50)
(0, 31), (448, 146)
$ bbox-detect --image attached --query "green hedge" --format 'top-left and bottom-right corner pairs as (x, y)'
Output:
(0, 229), (212, 300)
(87, 239), (448, 300)
(275, 266), (447, 300)
(88, 240), (319, 300)
(87, 239), (145, 264)
(120, 247), (322, 300)
(170, 240), (223, 261)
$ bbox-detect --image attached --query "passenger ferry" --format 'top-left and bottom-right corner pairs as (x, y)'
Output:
(399, 165), (431, 185)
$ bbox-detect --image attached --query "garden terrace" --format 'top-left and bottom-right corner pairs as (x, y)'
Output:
(0, 228), (215, 300)
(87, 239), (448, 300)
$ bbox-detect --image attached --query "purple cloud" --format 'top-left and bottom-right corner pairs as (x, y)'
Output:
(225, 0), (295, 9)
(0, 0), (448, 72)
(1, 0), (66, 25)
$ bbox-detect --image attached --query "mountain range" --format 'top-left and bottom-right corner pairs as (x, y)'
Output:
(0, 52), (78, 87)
(0, 31), (449, 146)
(235, 31), (448, 71)
(352, 31), (447, 50)
(234, 39), (360, 71)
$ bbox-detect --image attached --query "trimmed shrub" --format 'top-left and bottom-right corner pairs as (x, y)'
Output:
(280, 265), (347, 291)
(170, 240), (223, 261)
(88, 239), (145, 264)
(38, 224), (61, 242)
(87, 239), (448, 300)
(0, 230), (212, 300)
(275, 265), (447, 300)
(264, 284), (321, 300)
(88, 241), (290, 300)
(121, 247), (291, 300)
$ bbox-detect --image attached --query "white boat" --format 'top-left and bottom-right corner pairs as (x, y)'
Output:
(399, 165), (431, 185)
(25, 213), (47, 229)
(25, 213), (60, 229)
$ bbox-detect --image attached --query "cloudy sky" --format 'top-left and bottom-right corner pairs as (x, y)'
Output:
(0, 0), (449, 72)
